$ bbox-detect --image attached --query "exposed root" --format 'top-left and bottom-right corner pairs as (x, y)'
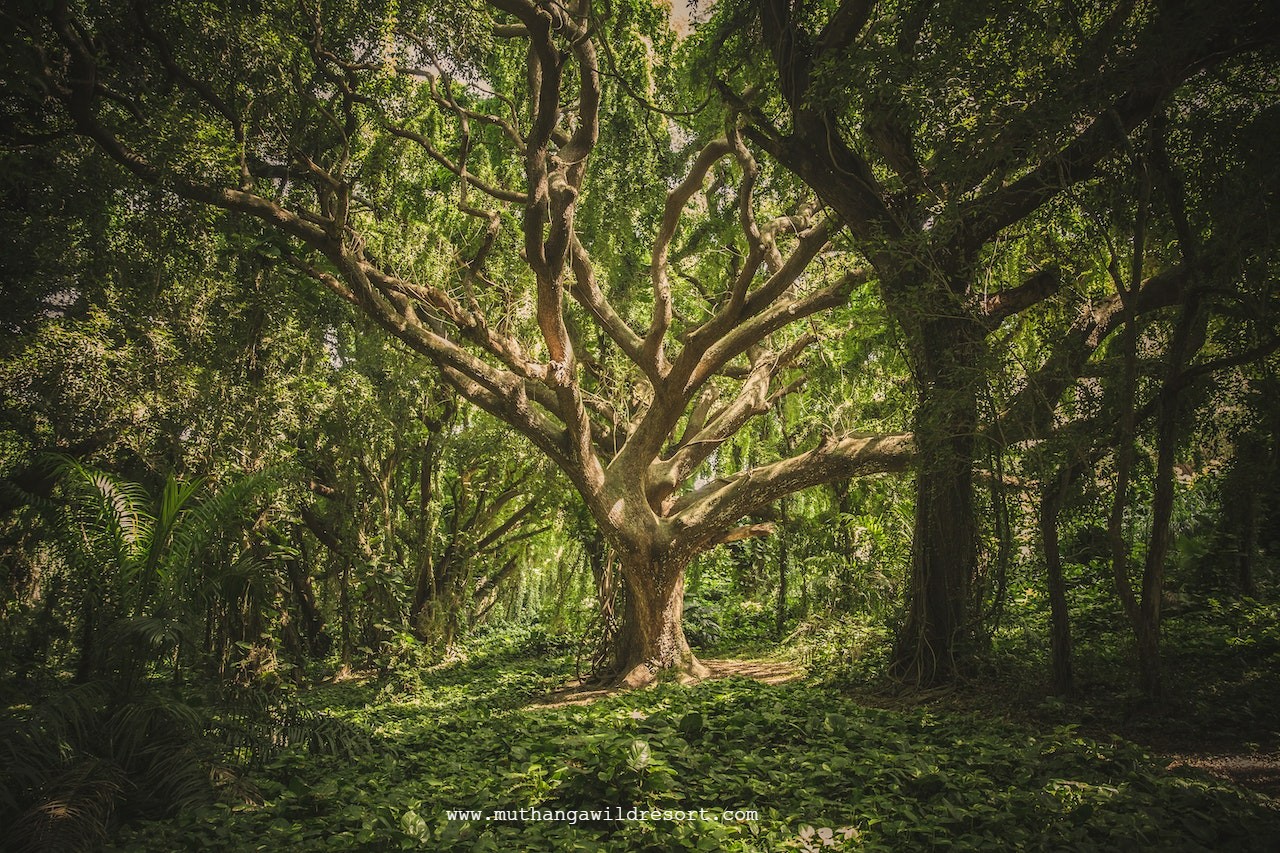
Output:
(531, 657), (799, 708)
(617, 655), (711, 688)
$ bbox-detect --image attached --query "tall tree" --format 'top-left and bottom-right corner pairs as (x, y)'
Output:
(707, 0), (1279, 682)
(8, 0), (920, 684)
(12, 0), (1275, 687)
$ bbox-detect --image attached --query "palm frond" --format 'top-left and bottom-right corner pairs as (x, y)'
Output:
(105, 614), (194, 656)
(135, 473), (207, 608)
(156, 474), (205, 541)
(0, 454), (63, 516)
(167, 469), (279, 572)
(55, 457), (153, 575)
(3, 757), (123, 853)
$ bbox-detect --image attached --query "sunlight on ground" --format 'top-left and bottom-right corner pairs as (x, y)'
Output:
(532, 658), (801, 708)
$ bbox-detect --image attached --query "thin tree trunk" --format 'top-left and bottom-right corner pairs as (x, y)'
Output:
(776, 495), (789, 640)
(282, 534), (329, 657)
(983, 440), (1013, 635)
(584, 538), (618, 680)
(74, 592), (96, 683)
(413, 431), (441, 630)
(339, 559), (352, 669)
(1041, 465), (1075, 696)
(1240, 480), (1260, 595)
(1137, 401), (1176, 698)
(1107, 311), (1144, 683)
(1137, 129), (1208, 697)
(1107, 159), (1151, 694)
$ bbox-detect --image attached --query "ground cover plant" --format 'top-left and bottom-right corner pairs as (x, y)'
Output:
(87, 623), (1277, 853)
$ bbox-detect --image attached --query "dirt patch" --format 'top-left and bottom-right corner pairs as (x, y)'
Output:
(1164, 753), (1280, 800)
(532, 682), (619, 708)
(702, 658), (802, 685)
(530, 658), (801, 708)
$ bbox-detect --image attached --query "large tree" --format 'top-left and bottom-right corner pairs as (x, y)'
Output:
(7, 0), (921, 685)
(10, 0), (1275, 687)
(707, 0), (1279, 681)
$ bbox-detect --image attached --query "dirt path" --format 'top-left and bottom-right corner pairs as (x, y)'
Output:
(530, 658), (801, 708)
(702, 657), (802, 684)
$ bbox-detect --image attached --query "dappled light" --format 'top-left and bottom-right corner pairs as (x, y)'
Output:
(3, 0), (1280, 848)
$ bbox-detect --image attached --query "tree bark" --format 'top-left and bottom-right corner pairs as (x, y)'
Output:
(283, 527), (330, 657)
(1041, 465), (1076, 696)
(891, 311), (981, 685)
(283, 546), (330, 658)
(776, 495), (789, 640)
(610, 552), (709, 687)
(1228, 433), (1269, 595)
(1239, 487), (1259, 595)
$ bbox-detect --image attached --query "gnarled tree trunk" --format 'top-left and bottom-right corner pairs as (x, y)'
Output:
(610, 552), (709, 687)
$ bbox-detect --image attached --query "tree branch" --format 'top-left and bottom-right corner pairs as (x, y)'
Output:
(991, 265), (1188, 447)
(670, 431), (914, 556)
(979, 268), (1062, 330)
(646, 136), (734, 372)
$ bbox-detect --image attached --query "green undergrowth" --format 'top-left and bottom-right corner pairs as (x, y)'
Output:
(949, 595), (1280, 753)
(108, 636), (1280, 851)
(786, 592), (1280, 763)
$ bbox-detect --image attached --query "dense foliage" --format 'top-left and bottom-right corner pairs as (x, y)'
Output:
(3, 0), (1280, 848)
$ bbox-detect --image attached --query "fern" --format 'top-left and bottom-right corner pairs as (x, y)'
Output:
(0, 680), (214, 852)
(3, 757), (122, 853)
(204, 686), (375, 769)
(45, 460), (284, 682)
(0, 461), (304, 849)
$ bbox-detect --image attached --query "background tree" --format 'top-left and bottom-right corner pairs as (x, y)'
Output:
(296, 343), (554, 658)
(705, 0), (1280, 682)
(6, 0), (1277, 693)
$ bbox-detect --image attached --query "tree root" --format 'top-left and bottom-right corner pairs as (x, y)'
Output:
(616, 655), (711, 688)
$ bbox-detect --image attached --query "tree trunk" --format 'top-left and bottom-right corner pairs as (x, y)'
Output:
(1134, 617), (1161, 697)
(1135, 274), (1206, 698)
(283, 530), (330, 657)
(74, 591), (97, 683)
(1227, 432), (1267, 595)
(891, 313), (981, 685)
(611, 553), (708, 687)
(1239, 485), (1259, 595)
(339, 558), (352, 669)
(1136, 406), (1176, 699)
(776, 495), (789, 640)
(1040, 466), (1075, 696)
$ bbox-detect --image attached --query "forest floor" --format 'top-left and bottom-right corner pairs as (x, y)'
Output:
(823, 596), (1280, 803)
(533, 657), (800, 708)
(1164, 753), (1280, 800)
(846, 680), (1280, 802)
(106, 633), (1280, 852)
(88, 600), (1280, 851)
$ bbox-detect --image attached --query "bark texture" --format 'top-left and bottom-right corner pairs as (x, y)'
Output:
(888, 297), (983, 684)
(612, 554), (709, 686)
